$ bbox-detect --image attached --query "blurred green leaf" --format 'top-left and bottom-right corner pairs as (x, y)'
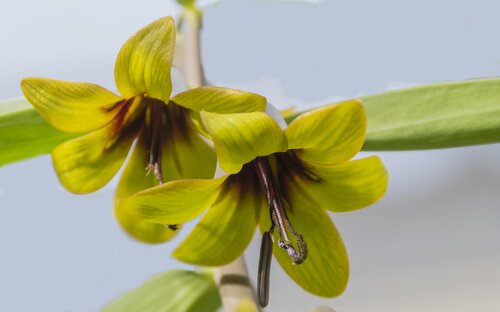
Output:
(103, 270), (221, 312)
(361, 78), (500, 150)
(0, 98), (77, 167)
(0, 97), (30, 114)
(286, 78), (500, 150)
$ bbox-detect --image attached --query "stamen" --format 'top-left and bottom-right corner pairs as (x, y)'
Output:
(255, 157), (308, 265)
(257, 231), (273, 307)
(144, 100), (180, 233)
(147, 100), (165, 184)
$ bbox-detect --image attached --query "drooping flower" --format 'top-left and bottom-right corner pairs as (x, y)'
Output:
(118, 99), (388, 296)
(20, 16), (266, 243)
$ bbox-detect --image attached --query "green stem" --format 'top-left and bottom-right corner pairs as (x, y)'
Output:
(213, 257), (260, 312)
(180, 8), (205, 88)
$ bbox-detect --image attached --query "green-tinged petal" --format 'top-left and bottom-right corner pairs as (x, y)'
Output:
(20, 78), (121, 133)
(173, 171), (263, 266)
(162, 104), (216, 181)
(260, 186), (349, 297)
(285, 99), (365, 166)
(115, 128), (178, 244)
(306, 156), (388, 212)
(115, 207), (178, 244)
(118, 177), (226, 225)
(115, 17), (175, 103)
(202, 111), (287, 174)
(52, 121), (136, 194)
(171, 87), (267, 113)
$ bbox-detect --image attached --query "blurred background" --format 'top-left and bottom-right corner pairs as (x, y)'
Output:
(2, 0), (500, 311)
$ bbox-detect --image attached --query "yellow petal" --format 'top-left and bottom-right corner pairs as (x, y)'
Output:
(173, 171), (263, 266)
(285, 99), (366, 166)
(201, 111), (287, 174)
(259, 184), (349, 297)
(306, 156), (388, 212)
(161, 104), (216, 181)
(118, 177), (227, 225)
(115, 207), (179, 244)
(115, 17), (175, 103)
(171, 87), (267, 113)
(52, 121), (136, 194)
(114, 127), (178, 244)
(21, 78), (122, 133)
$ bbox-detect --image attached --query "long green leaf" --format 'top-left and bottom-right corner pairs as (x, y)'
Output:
(0, 98), (77, 167)
(362, 78), (500, 150)
(285, 78), (500, 150)
(103, 270), (221, 312)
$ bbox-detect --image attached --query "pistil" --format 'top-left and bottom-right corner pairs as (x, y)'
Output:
(255, 157), (308, 264)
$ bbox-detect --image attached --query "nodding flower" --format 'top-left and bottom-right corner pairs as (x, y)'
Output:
(119, 99), (388, 301)
(21, 16), (267, 243)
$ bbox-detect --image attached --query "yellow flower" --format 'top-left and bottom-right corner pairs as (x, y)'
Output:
(20, 17), (266, 243)
(118, 99), (388, 296)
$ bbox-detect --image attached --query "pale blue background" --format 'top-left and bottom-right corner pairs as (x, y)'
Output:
(2, 0), (500, 311)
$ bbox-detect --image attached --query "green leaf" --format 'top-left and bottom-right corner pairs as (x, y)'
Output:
(285, 78), (500, 150)
(103, 270), (221, 312)
(0, 97), (30, 114)
(0, 98), (77, 167)
(361, 78), (500, 150)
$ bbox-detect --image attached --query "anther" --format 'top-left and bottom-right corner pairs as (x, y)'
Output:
(257, 231), (273, 307)
(167, 224), (179, 231)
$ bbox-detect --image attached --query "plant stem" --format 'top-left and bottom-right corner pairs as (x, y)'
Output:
(180, 7), (260, 312)
(213, 257), (260, 312)
(181, 8), (205, 88)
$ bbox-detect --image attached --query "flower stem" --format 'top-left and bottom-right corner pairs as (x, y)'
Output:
(180, 7), (260, 312)
(213, 258), (260, 312)
(180, 8), (205, 88)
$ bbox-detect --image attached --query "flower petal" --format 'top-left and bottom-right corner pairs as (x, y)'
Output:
(161, 104), (216, 181)
(21, 78), (122, 133)
(307, 156), (388, 212)
(171, 87), (267, 113)
(114, 128), (178, 244)
(173, 172), (263, 266)
(52, 121), (136, 194)
(259, 185), (349, 297)
(285, 99), (366, 166)
(118, 177), (226, 225)
(201, 111), (287, 174)
(115, 17), (175, 103)
(114, 207), (179, 244)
